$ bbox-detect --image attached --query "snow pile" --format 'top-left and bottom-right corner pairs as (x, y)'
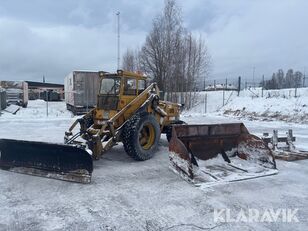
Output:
(0, 100), (76, 143)
(1, 100), (73, 120)
(222, 88), (308, 123)
(185, 88), (308, 124)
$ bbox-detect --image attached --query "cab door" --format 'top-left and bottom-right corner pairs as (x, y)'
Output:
(119, 78), (138, 109)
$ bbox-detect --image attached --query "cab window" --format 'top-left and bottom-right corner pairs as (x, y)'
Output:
(124, 78), (137, 95)
(100, 78), (121, 95)
(138, 80), (146, 94)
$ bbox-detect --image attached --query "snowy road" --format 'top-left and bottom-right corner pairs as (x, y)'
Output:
(0, 102), (308, 230)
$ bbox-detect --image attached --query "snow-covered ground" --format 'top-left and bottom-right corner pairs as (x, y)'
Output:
(188, 87), (308, 124)
(0, 100), (308, 230)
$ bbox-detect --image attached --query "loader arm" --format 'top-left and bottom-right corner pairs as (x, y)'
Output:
(65, 108), (95, 135)
(98, 83), (160, 135)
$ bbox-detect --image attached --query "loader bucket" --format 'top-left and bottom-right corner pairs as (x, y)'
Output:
(169, 123), (277, 187)
(0, 139), (93, 183)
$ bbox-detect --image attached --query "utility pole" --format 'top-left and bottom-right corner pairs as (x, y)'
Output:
(116, 11), (120, 70)
(295, 84), (298, 97)
(86, 80), (89, 112)
(222, 86), (225, 106)
(262, 75), (264, 97)
(237, 76), (241, 96)
(46, 90), (49, 117)
(223, 78), (227, 106)
(303, 67), (306, 88)
(204, 93), (207, 114)
(203, 76), (206, 91)
(252, 66), (255, 89)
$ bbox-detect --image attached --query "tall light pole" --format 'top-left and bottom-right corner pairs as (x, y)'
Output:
(116, 11), (120, 70)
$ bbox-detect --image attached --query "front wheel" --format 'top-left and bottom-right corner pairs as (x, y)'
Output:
(122, 113), (160, 161)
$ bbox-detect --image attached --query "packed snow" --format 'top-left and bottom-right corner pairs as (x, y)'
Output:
(0, 98), (308, 230)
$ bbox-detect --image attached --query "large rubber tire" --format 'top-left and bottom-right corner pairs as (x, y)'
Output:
(122, 113), (160, 161)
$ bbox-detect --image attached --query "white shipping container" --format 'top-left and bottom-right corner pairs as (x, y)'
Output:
(64, 71), (101, 114)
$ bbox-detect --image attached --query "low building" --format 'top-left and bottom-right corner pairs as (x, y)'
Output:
(26, 81), (64, 101)
(205, 83), (237, 91)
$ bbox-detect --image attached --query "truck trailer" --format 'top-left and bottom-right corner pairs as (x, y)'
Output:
(64, 71), (102, 115)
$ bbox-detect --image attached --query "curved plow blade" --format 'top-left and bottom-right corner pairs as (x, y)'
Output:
(0, 139), (93, 183)
(169, 123), (277, 187)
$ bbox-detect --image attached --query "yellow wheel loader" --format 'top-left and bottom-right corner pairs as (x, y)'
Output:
(0, 70), (277, 184)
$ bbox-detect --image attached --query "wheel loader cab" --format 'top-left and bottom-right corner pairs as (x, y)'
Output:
(94, 70), (148, 126)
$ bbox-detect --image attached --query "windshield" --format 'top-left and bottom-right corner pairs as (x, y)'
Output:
(100, 78), (121, 95)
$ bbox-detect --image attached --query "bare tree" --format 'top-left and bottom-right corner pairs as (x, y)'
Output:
(122, 48), (141, 72)
(264, 68), (303, 89)
(140, 0), (183, 92)
(124, 0), (211, 109)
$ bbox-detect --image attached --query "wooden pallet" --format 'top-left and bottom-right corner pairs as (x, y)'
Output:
(274, 151), (308, 161)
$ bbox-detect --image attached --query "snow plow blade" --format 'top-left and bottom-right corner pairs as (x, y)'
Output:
(0, 139), (93, 183)
(169, 123), (277, 187)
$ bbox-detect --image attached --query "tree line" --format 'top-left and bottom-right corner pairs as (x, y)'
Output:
(263, 69), (305, 90)
(122, 0), (211, 109)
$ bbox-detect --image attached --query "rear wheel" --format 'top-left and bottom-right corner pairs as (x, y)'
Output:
(122, 113), (160, 161)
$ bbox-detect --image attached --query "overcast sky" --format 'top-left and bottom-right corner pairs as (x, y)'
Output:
(0, 0), (307, 84)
